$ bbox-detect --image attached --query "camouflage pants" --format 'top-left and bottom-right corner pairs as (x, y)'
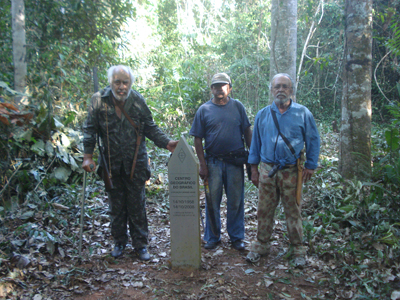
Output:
(107, 167), (148, 249)
(250, 162), (306, 256)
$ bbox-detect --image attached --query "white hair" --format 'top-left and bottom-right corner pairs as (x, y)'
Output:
(107, 65), (135, 85)
(270, 73), (296, 95)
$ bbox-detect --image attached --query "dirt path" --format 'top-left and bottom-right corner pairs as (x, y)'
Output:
(76, 245), (328, 300)
(1, 182), (334, 299)
(72, 192), (331, 300)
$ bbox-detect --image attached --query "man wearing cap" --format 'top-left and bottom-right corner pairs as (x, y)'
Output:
(190, 73), (252, 251)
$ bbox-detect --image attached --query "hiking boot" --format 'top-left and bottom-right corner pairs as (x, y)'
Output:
(111, 243), (125, 258)
(293, 256), (306, 268)
(246, 251), (261, 263)
(137, 247), (150, 261)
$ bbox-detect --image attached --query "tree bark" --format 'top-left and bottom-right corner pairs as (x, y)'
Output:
(270, 0), (297, 101)
(12, 0), (27, 105)
(339, 0), (372, 180)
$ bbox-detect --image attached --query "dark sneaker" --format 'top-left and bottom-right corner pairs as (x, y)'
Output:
(232, 240), (245, 251)
(137, 247), (150, 261)
(111, 243), (125, 258)
(204, 241), (220, 249)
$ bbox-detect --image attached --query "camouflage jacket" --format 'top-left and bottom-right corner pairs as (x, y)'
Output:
(83, 87), (170, 179)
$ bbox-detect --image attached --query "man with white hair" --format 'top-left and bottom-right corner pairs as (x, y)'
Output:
(246, 73), (320, 266)
(82, 65), (178, 260)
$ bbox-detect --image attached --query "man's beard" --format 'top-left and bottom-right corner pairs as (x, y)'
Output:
(112, 88), (131, 102)
(274, 94), (289, 105)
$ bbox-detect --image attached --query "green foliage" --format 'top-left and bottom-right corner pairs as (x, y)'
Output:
(0, 2), (12, 85)
(373, 102), (400, 189)
(305, 122), (400, 298)
(143, 57), (210, 132)
(372, 0), (400, 119)
(297, 1), (344, 120)
(387, 22), (400, 56)
(0, 0), (134, 205)
(2, 1), (400, 297)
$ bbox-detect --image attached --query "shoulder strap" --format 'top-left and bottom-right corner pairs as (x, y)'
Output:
(112, 97), (145, 180)
(271, 109), (296, 157)
(113, 99), (139, 130)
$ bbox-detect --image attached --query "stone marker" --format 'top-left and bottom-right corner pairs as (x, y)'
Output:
(168, 136), (201, 269)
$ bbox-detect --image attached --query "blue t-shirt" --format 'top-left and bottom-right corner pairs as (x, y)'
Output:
(248, 100), (320, 169)
(190, 98), (251, 155)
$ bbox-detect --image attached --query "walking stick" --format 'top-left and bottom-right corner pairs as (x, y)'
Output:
(79, 164), (93, 257)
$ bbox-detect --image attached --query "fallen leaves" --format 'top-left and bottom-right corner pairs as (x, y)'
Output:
(392, 291), (400, 300)
(51, 203), (70, 211)
(1, 125), (400, 299)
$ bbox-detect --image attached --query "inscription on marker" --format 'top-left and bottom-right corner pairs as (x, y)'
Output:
(168, 136), (201, 269)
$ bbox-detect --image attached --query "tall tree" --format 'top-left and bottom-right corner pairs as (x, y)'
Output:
(270, 0), (297, 100)
(11, 0), (27, 105)
(339, 0), (372, 179)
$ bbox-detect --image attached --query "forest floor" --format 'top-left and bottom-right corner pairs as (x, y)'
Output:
(74, 191), (331, 300)
(1, 177), (336, 300)
(3, 130), (398, 299)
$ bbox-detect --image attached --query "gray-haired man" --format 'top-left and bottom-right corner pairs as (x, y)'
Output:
(82, 65), (178, 260)
(246, 73), (320, 266)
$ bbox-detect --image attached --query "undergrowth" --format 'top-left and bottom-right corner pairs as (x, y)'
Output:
(1, 101), (399, 298)
(303, 119), (400, 298)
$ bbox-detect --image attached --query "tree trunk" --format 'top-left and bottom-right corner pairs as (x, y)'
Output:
(12, 0), (27, 105)
(255, 9), (264, 113)
(270, 0), (297, 101)
(339, 0), (372, 180)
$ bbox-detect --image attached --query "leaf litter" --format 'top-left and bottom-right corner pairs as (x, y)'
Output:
(1, 126), (400, 299)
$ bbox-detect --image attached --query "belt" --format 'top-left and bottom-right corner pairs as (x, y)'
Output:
(264, 162), (296, 168)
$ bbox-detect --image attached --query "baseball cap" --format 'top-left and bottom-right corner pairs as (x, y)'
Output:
(211, 73), (232, 87)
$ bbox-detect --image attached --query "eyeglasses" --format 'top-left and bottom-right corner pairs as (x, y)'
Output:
(273, 84), (292, 90)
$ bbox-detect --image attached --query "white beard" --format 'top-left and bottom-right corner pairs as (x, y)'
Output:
(274, 94), (289, 105)
(111, 88), (131, 102)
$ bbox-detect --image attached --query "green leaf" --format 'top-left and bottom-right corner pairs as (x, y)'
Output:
(60, 68), (67, 76)
(31, 140), (46, 156)
(69, 155), (79, 171)
(45, 141), (55, 157)
(384, 129), (399, 151)
(331, 222), (340, 230)
(46, 240), (56, 255)
(338, 205), (355, 213)
(51, 167), (71, 182)
(20, 211), (35, 220)
(0, 81), (27, 96)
